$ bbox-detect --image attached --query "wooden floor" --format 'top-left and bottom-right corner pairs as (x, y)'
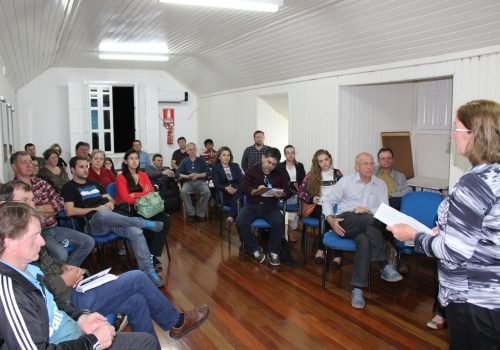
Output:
(101, 209), (450, 349)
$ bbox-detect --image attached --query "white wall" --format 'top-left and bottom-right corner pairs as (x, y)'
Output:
(257, 95), (288, 154)
(338, 84), (416, 175)
(0, 64), (16, 182)
(198, 46), (500, 187)
(16, 67), (197, 165)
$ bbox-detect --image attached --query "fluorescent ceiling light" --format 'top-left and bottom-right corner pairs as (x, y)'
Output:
(158, 0), (283, 12)
(99, 41), (169, 54)
(98, 53), (169, 61)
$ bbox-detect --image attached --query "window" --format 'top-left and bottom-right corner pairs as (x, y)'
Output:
(89, 86), (114, 152)
(88, 85), (135, 153)
(1, 99), (14, 163)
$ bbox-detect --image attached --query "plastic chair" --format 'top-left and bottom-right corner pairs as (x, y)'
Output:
(395, 191), (443, 270)
(297, 201), (324, 261)
(215, 189), (240, 244)
(239, 196), (286, 259)
(321, 230), (359, 288)
(106, 182), (171, 262)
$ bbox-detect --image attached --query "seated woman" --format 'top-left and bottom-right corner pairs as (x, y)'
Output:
(211, 146), (243, 228)
(38, 148), (69, 192)
(88, 149), (116, 188)
(298, 149), (343, 266)
(105, 156), (118, 175)
(278, 145), (305, 242)
(116, 149), (170, 270)
(50, 142), (68, 169)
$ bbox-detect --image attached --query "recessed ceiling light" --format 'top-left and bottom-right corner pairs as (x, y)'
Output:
(158, 0), (283, 13)
(98, 53), (169, 61)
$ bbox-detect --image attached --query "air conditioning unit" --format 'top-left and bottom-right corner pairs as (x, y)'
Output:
(158, 89), (188, 103)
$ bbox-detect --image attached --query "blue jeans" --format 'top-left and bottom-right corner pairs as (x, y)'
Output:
(236, 203), (285, 254)
(181, 180), (210, 217)
(71, 270), (180, 347)
(42, 226), (95, 266)
(89, 209), (154, 272)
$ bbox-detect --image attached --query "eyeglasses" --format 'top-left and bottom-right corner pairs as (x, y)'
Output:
(453, 128), (472, 134)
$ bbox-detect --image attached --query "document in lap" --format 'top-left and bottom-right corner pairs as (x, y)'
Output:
(374, 203), (434, 247)
(253, 187), (284, 197)
(75, 268), (118, 293)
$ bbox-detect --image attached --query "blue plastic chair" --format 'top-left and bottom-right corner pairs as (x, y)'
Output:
(298, 201), (323, 260)
(215, 189), (240, 244)
(395, 191), (443, 270)
(322, 230), (357, 288)
(239, 196), (285, 259)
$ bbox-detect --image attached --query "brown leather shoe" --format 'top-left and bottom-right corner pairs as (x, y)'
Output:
(169, 304), (209, 339)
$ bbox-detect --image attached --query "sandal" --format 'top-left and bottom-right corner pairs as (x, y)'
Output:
(314, 250), (325, 264)
(426, 315), (446, 330)
(225, 217), (234, 229)
(331, 258), (342, 270)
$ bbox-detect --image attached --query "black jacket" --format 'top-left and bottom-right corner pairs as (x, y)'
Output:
(0, 261), (98, 350)
(278, 161), (306, 193)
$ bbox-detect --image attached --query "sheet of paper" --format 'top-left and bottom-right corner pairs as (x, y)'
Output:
(261, 188), (284, 197)
(374, 203), (433, 235)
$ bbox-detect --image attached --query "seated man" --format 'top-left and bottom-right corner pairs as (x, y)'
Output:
(75, 141), (91, 161)
(145, 154), (176, 194)
(376, 147), (411, 210)
(321, 152), (403, 309)
(132, 139), (152, 168)
(171, 136), (188, 170)
(61, 156), (165, 287)
(0, 182), (209, 346)
(25, 142), (45, 167)
(236, 147), (291, 266)
(201, 138), (217, 168)
(176, 143), (211, 221)
(11, 151), (94, 266)
(0, 201), (158, 349)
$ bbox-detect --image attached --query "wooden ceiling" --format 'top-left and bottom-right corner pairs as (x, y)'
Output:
(0, 0), (499, 95)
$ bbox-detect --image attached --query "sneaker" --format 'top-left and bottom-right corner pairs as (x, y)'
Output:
(267, 252), (280, 266)
(148, 270), (165, 288)
(143, 220), (164, 232)
(380, 264), (403, 282)
(351, 288), (365, 309)
(252, 247), (266, 264)
(114, 314), (128, 332)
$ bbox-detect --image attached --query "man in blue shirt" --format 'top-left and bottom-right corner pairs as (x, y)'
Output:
(132, 139), (152, 168)
(176, 142), (211, 221)
(321, 152), (403, 309)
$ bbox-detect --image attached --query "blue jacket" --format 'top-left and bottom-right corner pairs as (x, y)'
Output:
(211, 162), (244, 192)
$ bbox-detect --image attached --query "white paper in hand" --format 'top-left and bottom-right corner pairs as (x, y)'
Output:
(374, 203), (433, 246)
(75, 268), (118, 293)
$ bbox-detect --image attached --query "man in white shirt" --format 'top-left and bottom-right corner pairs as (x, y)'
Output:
(321, 152), (403, 309)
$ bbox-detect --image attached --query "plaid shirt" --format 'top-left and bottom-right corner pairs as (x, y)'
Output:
(241, 145), (269, 171)
(30, 177), (65, 228)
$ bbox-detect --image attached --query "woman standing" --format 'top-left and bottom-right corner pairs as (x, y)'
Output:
(211, 146), (243, 228)
(298, 149), (343, 266)
(116, 149), (170, 270)
(88, 150), (116, 188)
(38, 148), (69, 192)
(278, 145), (306, 242)
(389, 100), (500, 349)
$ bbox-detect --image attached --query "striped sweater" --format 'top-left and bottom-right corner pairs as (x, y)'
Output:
(415, 163), (500, 309)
